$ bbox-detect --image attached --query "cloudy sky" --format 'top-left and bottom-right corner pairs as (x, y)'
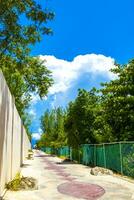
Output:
(30, 0), (134, 140)
(30, 54), (115, 140)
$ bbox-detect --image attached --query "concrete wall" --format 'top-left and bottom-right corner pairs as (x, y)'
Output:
(0, 72), (31, 196)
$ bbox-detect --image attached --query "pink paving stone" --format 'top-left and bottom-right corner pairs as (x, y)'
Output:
(61, 177), (76, 181)
(45, 166), (65, 170)
(56, 172), (71, 177)
(57, 181), (105, 200)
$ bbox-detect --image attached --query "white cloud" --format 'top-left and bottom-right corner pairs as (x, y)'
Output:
(30, 93), (40, 104)
(29, 108), (36, 118)
(39, 54), (115, 95)
(32, 133), (41, 140)
(30, 93), (48, 105)
(28, 54), (116, 130)
(38, 128), (43, 133)
(50, 94), (57, 109)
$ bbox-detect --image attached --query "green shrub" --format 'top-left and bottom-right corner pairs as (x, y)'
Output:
(6, 173), (22, 191)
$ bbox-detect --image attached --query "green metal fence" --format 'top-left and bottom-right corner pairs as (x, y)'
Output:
(81, 144), (94, 166)
(121, 143), (134, 177)
(43, 142), (134, 178)
(58, 146), (70, 157)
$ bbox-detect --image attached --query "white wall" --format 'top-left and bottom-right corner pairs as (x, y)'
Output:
(0, 72), (31, 196)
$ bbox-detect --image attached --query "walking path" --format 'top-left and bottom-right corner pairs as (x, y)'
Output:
(4, 150), (134, 200)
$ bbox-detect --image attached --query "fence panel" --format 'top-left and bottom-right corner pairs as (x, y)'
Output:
(104, 143), (121, 172)
(70, 148), (80, 163)
(43, 142), (134, 178)
(59, 146), (70, 157)
(81, 145), (94, 166)
(96, 145), (105, 167)
(121, 143), (134, 177)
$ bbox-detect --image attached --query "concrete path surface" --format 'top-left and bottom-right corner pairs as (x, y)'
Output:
(4, 150), (134, 200)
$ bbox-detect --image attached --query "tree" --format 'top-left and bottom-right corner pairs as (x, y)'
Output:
(38, 59), (134, 149)
(64, 89), (98, 148)
(0, 0), (54, 60)
(39, 108), (67, 149)
(1, 56), (53, 116)
(22, 112), (32, 141)
(56, 107), (67, 146)
(0, 0), (54, 119)
(92, 95), (114, 143)
(101, 60), (134, 141)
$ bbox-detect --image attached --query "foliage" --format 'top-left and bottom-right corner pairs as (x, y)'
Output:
(38, 59), (134, 149)
(92, 95), (114, 143)
(6, 173), (22, 191)
(1, 56), (53, 116)
(122, 144), (134, 177)
(21, 112), (33, 141)
(0, 0), (54, 60)
(101, 61), (134, 141)
(64, 89), (98, 147)
(0, 0), (54, 134)
(37, 108), (67, 149)
(6, 172), (37, 191)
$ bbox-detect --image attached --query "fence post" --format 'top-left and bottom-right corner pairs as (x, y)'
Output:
(119, 142), (123, 174)
(94, 145), (96, 166)
(103, 144), (106, 168)
(78, 146), (80, 164)
(70, 147), (72, 161)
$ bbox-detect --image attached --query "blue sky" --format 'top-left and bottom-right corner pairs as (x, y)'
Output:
(32, 0), (134, 63)
(30, 0), (134, 141)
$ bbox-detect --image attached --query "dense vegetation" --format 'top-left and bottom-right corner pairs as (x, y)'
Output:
(37, 61), (134, 148)
(37, 108), (67, 148)
(0, 0), (54, 136)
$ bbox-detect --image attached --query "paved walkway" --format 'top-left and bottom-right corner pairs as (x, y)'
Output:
(4, 150), (134, 200)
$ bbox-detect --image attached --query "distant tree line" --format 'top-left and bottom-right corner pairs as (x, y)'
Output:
(37, 108), (67, 148)
(37, 61), (134, 148)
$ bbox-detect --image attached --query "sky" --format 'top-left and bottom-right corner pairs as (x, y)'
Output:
(29, 0), (134, 142)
